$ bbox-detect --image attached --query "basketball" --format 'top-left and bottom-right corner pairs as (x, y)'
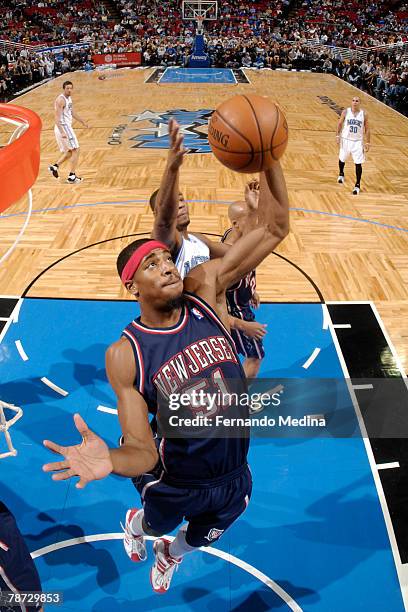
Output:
(208, 94), (288, 173)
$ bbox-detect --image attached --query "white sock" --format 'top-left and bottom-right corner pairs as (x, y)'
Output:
(129, 509), (146, 537)
(169, 524), (196, 559)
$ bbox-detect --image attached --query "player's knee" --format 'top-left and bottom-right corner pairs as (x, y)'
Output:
(141, 518), (164, 538)
(184, 531), (207, 549)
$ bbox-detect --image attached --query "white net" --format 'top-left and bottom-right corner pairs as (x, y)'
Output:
(0, 114), (30, 148)
(0, 400), (23, 459)
(196, 16), (205, 34)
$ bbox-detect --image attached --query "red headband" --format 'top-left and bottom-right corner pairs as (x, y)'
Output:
(121, 240), (169, 284)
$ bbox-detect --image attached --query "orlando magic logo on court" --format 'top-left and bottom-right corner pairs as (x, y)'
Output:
(127, 109), (212, 153)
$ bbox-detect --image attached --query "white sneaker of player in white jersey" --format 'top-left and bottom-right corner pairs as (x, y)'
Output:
(67, 174), (83, 184)
(352, 186), (360, 195)
(337, 175), (344, 184)
(150, 538), (182, 593)
(121, 508), (147, 562)
(48, 164), (59, 179)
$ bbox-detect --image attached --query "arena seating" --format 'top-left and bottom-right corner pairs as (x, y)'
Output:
(0, 0), (406, 114)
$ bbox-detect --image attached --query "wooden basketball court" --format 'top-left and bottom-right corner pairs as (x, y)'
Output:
(1, 67), (408, 610)
(1, 68), (407, 368)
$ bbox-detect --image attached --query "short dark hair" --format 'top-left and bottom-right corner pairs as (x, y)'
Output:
(63, 80), (73, 89)
(149, 189), (159, 211)
(116, 238), (152, 279)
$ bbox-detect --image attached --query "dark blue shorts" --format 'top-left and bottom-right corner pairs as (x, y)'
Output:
(0, 502), (42, 611)
(132, 465), (252, 547)
(231, 327), (265, 360)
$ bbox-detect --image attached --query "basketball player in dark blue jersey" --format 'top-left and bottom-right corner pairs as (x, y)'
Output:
(0, 502), (43, 612)
(222, 196), (266, 379)
(42, 159), (289, 594)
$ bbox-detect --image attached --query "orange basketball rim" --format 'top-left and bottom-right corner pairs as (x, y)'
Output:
(0, 104), (42, 213)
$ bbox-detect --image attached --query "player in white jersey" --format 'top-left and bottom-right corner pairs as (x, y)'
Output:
(148, 119), (229, 278)
(48, 81), (88, 184)
(150, 189), (211, 278)
(336, 96), (370, 195)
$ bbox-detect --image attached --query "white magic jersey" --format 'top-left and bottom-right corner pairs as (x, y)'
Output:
(341, 108), (364, 142)
(175, 234), (210, 279)
(54, 93), (78, 151)
(55, 94), (73, 126)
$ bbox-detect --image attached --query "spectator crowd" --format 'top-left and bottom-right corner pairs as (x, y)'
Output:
(0, 0), (407, 114)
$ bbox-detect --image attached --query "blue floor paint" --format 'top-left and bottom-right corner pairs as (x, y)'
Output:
(0, 298), (404, 611)
(159, 68), (236, 84)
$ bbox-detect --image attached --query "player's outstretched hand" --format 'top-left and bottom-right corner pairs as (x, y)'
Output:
(242, 320), (267, 340)
(167, 118), (188, 171)
(245, 179), (260, 211)
(43, 413), (113, 489)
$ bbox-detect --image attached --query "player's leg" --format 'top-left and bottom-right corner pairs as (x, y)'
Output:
(338, 160), (345, 183)
(59, 127), (82, 183)
(124, 472), (185, 564)
(135, 482), (202, 593)
(123, 507), (161, 562)
(338, 141), (349, 183)
(183, 467), (252, 552)
(0, 502), (43, 611)
(150, 521), (198, 593)
(351, 142), (365, 195)
(185, 468), (252, 548)
(150, 524), (189, 593)
(353, 164), (362, 195)
(49, 150), (72, 178)
(67, 148), (82, 183)
(150, 467), (253, 593)
(49, 126), (71, 179)
(56, 150), (72, 166)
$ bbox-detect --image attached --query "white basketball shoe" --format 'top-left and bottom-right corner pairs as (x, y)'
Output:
(122, 508), (147, 562)
(150, 538), (182, 593)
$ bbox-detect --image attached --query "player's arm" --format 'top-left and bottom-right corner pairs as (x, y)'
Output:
(244, 178), (259, 232)
(151, 119), (187, 253)
(184, 162), (289, 316)
(363, 112), (370, 151)
(42, 338), (158, 488)
(106, 338), (158, 476)
(55, 97), (67, 138)
(193, 178), (261, 256)
(229, 315), (267, 339)
(336, 109), (346, 143)
(72, 109), (89, 127)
